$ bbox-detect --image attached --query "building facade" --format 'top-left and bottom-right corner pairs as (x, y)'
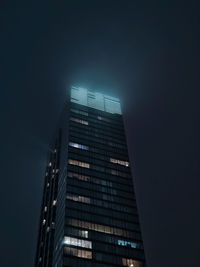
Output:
(35, 87), (146, 267)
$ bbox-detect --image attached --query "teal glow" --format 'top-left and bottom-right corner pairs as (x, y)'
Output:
(118, 240), (143, 249)
(71, 86), (122, 115)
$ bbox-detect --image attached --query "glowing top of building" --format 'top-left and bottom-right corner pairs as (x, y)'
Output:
(70, 86), (122, 115)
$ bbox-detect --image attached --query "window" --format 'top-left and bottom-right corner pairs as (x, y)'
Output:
(70, 108), (88, 116)
(111, 169), (130, 178)
(97, 116), (111, 122)
(110, 158), (129, 167)
(68, 159), (90, 169)
(70, 117), (88, 125)
(63, 247), (92, 259)
(122, 258), (143, 267)
(66, 190), (135, 213)
(107, 141), (125, 149)
(67, 218), (133, 238)
(68, 172), (90, 182)
(67, 172), (113, 187)
(78, 230), (88, 238)
(69, 142), (89, 150)
(62, 236), (92, 249)
(118, 240), (141, 249)
(66, 228), (88, 238)
(66, 194), (91, 204)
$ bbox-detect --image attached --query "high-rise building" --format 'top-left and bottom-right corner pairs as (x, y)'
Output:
(35, 87), (146, 267)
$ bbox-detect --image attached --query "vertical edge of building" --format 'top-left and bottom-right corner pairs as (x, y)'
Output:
(35, 90), (70, 267)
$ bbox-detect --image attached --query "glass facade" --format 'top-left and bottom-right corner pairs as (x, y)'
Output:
(35, 88), (146, 267)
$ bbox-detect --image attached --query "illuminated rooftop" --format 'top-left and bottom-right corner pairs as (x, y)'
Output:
(71, 86), (122, 115)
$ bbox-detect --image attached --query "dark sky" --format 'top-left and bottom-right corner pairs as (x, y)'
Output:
(1, 2), (200, 267)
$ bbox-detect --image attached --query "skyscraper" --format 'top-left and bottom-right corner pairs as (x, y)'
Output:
(35, 87), (146, 267)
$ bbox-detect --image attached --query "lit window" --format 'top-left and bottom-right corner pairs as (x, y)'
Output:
(118, 240), (125, 246)
(68, 172), (90, 182)
(44, 206), (47, 212)
(52, 200), (57, 206)
(70, 117), (89, 125)
(71, 108), (88, 116)
(43, 219), (46, 225)
(62, 236), (92, 249)
(64, 247), (92, 259)
(67, 218), (131, 238)
(82, 230), (88, 238)
(48, 162), (52, 167)
(110, 158), (129, 167)
(68, 172), (113, 187)
(77, 230), (88, 238)
(97, 116), (111, 122)
(69, 142), (89, 150)
(118, 240), (140, 249)
(122, 258), (144, 267)
(68, 159), (90, 169)
(68, 228), (88, 238)
(66, 194), (91, 204)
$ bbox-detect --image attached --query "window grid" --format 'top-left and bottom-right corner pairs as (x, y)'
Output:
(70, 117), (89, 125)
(66, 218), (139, 238)
(69, 123), (126, 143)
(63, 247), (92, 259)
(68, 146), (129, 167)
(66, 184), (136, 207)
(65, 207), (140, 232)
(67, 175), (135, 200)
(68, 156), (130, 178)
(65, 201), (140, 224)
(67, 171), (133, 193)
(67, 165), (133, 186)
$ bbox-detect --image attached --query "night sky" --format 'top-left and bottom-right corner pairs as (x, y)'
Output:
(1, 2), (200, 267)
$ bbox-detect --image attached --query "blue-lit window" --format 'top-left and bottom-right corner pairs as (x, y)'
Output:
(118, 240), (142, 249)
(69, 142), (89, 150)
